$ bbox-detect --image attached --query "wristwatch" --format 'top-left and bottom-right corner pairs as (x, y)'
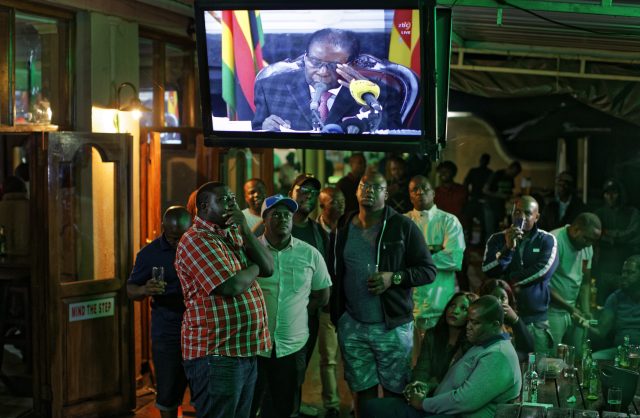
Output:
(392, 272), (403, 285)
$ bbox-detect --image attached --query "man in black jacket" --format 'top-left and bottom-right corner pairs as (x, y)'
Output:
(328, 172), (436, 417)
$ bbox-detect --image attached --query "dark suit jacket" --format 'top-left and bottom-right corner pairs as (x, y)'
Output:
(252, 69), (403, 131)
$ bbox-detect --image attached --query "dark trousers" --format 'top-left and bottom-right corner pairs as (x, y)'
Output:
(184, 354), (257, 418)
(250, 345), (307, 418)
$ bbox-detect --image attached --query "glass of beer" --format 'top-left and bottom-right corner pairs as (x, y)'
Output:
(629, 345), (640, 371)
(152, 266), (166, 292)
(607, 386), (622, 412)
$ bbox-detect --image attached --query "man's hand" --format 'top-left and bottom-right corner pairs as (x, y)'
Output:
(262, 115), (291, 131)
(335, 63), (368, 89)
(572, 309), (591, 328)
(224, 203), (251, 234)
(505, 225), (524, 250)
(407, 388), (426, 411)
(145, 279), (166, 296)
(367, 271), (392, 295)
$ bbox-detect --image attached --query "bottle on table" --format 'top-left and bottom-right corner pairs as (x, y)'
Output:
(620, 335), (631, 368)
(580, 345), (593, 388)
(0, 225), (6, 256)
(522, 353), (539, 403)
(614, 345), (623, 368)
(586, 364), (600, 401)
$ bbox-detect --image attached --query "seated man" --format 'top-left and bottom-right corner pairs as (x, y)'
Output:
(362, 295), (522, 418)
(591, 254), (640, 360)
(252, 28), (403, 132)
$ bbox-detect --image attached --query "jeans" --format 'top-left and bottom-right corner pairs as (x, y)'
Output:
(525, 320), (555, 356)
(183, 354), (257, 418)
(547, 309), (585, 356)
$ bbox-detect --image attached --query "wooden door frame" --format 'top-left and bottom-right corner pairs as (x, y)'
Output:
(46, 132), (134, 418)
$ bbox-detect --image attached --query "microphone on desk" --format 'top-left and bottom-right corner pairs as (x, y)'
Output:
(310, 82), (328, 111)
(341, 117), (368, 134)
(321, 123), (344, 134)
(349, 79), (382, 112)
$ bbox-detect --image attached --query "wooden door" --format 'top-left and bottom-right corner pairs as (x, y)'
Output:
(46, 132), (133, 418)
(135, 129), (162, 385)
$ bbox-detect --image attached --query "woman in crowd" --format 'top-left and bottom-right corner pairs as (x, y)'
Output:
(479, 279), (534, 361)
(408, 291), (479, 396)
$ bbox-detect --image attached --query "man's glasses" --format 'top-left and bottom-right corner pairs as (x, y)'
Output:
(359, 183), (386, 193)
(304, 53), (347, 71)
(295, 185), (320, 197)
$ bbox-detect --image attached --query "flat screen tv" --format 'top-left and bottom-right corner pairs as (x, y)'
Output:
(194, 0), (449, 153)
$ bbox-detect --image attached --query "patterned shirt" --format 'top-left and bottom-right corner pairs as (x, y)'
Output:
(175, 216), (271, 360)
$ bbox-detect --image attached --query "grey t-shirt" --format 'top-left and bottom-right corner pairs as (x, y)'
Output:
(343, 222), (384, 323)
(605, 290), (640, 346)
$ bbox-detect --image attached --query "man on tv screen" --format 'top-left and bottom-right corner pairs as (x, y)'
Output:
(252, 28), (403, 132)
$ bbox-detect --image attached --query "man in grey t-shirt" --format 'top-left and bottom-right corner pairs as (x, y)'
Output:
(548, 213), (601, 355)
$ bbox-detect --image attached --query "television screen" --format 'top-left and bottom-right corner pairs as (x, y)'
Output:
(195, 0), (440, 152)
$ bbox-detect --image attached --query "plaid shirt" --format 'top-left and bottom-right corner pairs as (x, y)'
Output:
(175, 216), (271, 360)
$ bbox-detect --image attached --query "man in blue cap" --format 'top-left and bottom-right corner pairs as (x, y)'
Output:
(250, 195), (331, 418)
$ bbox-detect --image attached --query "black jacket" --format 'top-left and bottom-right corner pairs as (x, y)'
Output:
(328, 206), (437, 329)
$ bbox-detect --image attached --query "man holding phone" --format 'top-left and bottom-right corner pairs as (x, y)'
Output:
(482, 196), (559, 354)
(127, 206), (192, 418)
(252, 28), (403, 132)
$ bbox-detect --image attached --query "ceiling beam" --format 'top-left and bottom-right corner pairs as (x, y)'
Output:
(459, 41), (640, 62)
(451, 30), (466, 47)
(437, 0), (640, 18)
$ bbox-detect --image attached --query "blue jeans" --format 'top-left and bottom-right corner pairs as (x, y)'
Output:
(183, 354), (257, 418)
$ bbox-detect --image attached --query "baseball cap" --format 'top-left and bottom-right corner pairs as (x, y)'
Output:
(290, 173), (321, 193)
(261, 194), (299, 218)
(603, 179), (621, 192)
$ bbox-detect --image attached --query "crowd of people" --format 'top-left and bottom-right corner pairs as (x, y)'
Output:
(127, 151), (640, 418)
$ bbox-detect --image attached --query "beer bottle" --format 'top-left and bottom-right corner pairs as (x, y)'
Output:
(586, 364), (599, 400)
(620, 335), (631, 368)
(0, 225), (6, 256)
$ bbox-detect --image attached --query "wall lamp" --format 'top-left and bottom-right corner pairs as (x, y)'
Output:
(116, 82), (151, 121)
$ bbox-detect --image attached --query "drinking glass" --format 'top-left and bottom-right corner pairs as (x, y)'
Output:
(607, 387), (622, 412)
(366, 263), (378, 277)
(628, 345), (640, 371)
(152, 266), (165, 286)
(562, 345), (576, 379)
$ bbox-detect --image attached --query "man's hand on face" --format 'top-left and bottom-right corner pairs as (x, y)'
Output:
(224, 203), (250, 232)
(262, 115), (291, 131)
(335, 63), (368, 89)
(367, 271), (392, 295)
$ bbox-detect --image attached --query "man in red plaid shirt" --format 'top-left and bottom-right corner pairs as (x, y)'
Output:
(175, 181), (274, 418)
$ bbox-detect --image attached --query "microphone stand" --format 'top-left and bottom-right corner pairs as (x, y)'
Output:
(311, 108), (324, 131)
(366, 108), (382, 132)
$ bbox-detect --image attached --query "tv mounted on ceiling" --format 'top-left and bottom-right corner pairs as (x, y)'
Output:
(194, 0), (450, 153)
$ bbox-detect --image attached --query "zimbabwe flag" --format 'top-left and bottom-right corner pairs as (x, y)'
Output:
(388, 9), (421, 76)
(221, 10), (265, 120)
